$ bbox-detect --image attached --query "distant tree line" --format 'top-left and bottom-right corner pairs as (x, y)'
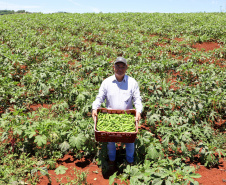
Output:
(0, 10), (30, 15)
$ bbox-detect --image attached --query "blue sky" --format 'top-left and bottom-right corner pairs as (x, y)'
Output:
(0, 0), (225, 13)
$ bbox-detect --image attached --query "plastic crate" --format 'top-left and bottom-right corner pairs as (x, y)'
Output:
(94, 108), (138, 143)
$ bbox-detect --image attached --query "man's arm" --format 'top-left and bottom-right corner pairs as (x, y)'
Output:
(92, 109), (98, 121)
(92, 81), (106, 120)
(133, 82), (143, 122)
(135, 112), (141, 122)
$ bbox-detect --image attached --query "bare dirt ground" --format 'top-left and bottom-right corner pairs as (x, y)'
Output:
(37, 152), (226, 185)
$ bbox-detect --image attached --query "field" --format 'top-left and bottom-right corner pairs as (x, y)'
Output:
(0, 12), (225, 185)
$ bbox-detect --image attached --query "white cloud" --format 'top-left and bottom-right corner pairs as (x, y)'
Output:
(91, 7), (101, 13)
(0, 0), (101, 13)
(0, 1), (39, 10)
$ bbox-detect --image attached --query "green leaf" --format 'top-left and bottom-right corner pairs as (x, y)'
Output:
(55, 165), (68, 175)
(109, 172), (117, 185)
(69, 133), (86, 150)
(188, 173), (202, 178)
(206, 154), (212, 162)
(25, 129), (36, 139)
(152, 178), (163, 185)
(34, 135), (47, 147)
(77, 93), (85, 102)
(59, 141), (70, 152)
(13, 127), (22, 135)
(31, 168), (38, 176)
(198, 103), (203, 110)
(162, 136), (169, 148)
(39, 167), (48, 176)
(193, 181), (200, 185)
(147, 145), (159, 160)
(130, 167), (142, 178)
(181, 142), (186, 153)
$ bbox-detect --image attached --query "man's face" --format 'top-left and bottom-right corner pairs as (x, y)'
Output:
(114, 62), (128, 77)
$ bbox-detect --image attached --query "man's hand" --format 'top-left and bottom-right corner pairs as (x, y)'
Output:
(92, 109), (97, 121)
(135, 112), (141, 122)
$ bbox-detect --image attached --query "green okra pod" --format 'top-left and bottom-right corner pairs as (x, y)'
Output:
(97, 112), (136, 132)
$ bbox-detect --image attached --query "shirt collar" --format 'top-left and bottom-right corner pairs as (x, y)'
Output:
(113, 74), (127, 83)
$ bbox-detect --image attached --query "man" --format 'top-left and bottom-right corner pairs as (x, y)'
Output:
(92, 57), (143, 164)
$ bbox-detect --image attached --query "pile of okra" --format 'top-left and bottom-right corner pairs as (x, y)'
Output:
(97, 112), (136, 132)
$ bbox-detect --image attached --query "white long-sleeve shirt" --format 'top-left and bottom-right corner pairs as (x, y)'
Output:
(92, 74), (143, 113)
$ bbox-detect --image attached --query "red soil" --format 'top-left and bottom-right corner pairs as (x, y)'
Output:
(174, 38), (184, 42)
(167, 70), (183, 90)
(193, 158), (226, 185)
(192, 42), (221, 52)
(37, 154), (127, 185)
(29, 104), (53, 111)
(36, 152), (226, 185)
